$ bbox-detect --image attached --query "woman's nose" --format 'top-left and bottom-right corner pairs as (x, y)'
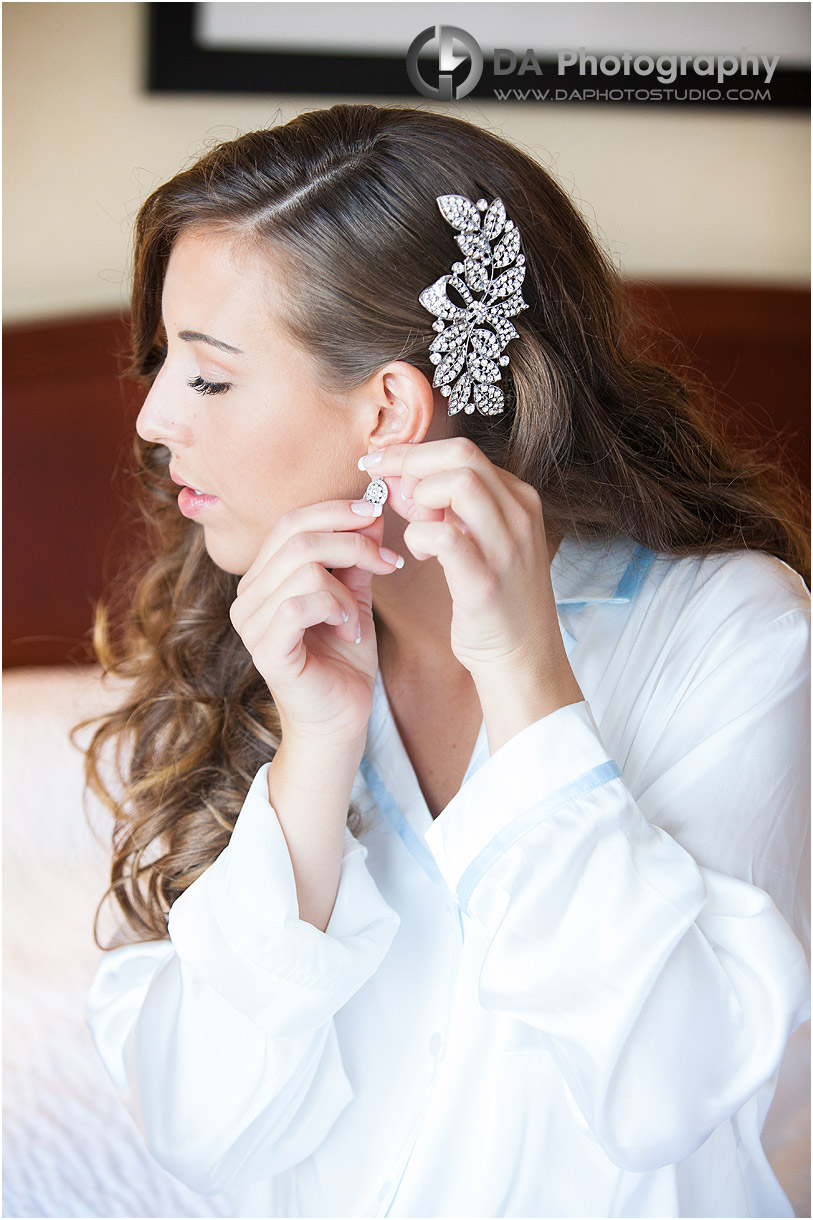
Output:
(135, 367), (193, 448)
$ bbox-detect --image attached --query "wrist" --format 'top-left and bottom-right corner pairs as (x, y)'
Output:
(267, 734), (366, 932)
(473, 653), (583, 755)
(270, 730), (366, 794)
(277, 726), (368, 752)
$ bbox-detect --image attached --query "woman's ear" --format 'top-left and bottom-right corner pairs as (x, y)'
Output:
(365, 362), (436, 449)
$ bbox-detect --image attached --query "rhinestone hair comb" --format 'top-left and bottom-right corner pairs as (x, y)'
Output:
(418, 194), (528, 417)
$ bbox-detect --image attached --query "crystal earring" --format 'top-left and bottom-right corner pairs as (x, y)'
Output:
(363, 475), (389, 509)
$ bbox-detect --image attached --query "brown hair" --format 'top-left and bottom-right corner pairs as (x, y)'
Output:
(81, 103), (809, 948)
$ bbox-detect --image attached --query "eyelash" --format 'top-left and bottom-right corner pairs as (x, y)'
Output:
(187, 375), (232, 396)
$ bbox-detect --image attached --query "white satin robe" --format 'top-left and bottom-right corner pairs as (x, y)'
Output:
(86, 536), (811, 1217)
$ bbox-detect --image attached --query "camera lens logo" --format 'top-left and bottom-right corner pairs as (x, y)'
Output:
(407, 26), (483, 101)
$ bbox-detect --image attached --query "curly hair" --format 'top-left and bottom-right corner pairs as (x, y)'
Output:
(79, 103), (809, 948)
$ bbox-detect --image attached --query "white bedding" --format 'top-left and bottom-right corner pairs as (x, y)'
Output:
(2, 665), (809, 1218)
(2, 666), (238, 1218)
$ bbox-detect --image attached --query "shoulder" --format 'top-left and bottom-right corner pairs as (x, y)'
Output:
(643, 547), (809, 628)
(555, 535), (809, 674)
(557, 533), (809, 625)
(634, 548), (810, 683)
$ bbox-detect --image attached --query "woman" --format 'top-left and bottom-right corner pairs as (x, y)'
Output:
(83, 104), (810, 1217)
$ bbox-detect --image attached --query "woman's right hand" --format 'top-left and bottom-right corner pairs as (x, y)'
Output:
(230, 500), (402, 749)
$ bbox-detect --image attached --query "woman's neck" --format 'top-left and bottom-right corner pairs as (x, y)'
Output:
(371, 554), (456, 678)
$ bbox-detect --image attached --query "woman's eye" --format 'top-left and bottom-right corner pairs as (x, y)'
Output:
(187, 375), (232, 396)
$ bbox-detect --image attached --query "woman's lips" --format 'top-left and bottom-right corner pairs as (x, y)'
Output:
(177, 487), (219, 518)
(169, 468), (219, 515)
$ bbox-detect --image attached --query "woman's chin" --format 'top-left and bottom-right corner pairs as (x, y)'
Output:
(200, 530), (255, 578)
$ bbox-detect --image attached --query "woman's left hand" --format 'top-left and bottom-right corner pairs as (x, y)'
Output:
(361, 437), (583, 739)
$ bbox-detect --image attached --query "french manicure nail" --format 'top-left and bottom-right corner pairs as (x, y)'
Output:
(358, 450), (384, 470)
(350, 500), (383, 516)
(355, 620), (362, 644)
(379, 547), (405, 568)
(341, 608), (349, 622)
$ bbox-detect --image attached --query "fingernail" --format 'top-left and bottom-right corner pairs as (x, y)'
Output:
(355, 620), (362, 644)
(350, 500), (383, 516)
(341, 608), (349, 622)
(379, 547), (404, 568)
(358, 450), (384, 470)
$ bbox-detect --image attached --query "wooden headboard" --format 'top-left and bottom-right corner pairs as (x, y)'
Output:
(4, 285), (809, 667)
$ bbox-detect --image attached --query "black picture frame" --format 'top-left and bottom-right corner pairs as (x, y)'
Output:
(148, 3), (413, 97)
(147, 3), (809, 109)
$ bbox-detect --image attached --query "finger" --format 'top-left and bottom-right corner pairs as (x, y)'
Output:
(250, 590), (354, 679)
(408, 466), (510, 552)
(240, 589), (357, 658)
(360, 437), (501, 502)
(402, 519), (494, 600)
(379, 474), (446, 526)
(235, 565), (362, 649)
(239, 528), (403, 602)
(238, 500), (387, 594)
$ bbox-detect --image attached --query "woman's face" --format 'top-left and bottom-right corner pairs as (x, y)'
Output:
(136, 228), (364, 575)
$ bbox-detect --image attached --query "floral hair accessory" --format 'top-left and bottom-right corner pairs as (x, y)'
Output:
(418, 194), (528, 416)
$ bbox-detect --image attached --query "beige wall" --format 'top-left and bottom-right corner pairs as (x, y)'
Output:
(3, 1), (809, 322)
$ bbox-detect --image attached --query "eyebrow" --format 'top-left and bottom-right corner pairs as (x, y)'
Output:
(177, 330), (244, 355)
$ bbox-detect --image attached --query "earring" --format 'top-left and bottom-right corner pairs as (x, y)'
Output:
(362, 475), (389, 508)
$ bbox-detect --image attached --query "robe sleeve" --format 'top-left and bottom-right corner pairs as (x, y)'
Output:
(425, 582), (810, 1173)
(85, 763), (399, 1195)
